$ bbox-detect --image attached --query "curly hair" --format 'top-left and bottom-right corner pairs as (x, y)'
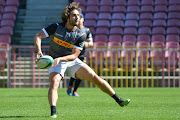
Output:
(61, 2), (82, 24)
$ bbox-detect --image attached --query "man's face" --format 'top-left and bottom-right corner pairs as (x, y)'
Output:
(69, 9), (80, 26)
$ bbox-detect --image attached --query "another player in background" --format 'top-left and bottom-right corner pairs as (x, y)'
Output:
(34, 2), (130, 119)
(67, 13), (93, 97)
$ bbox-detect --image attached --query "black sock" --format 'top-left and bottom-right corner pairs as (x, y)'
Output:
(51, 106), (56, 116)
(73, 79), (81, 92)
(111, 93), (123, 102)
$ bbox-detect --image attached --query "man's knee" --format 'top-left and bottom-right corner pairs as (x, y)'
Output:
(50, 79), (60, 89)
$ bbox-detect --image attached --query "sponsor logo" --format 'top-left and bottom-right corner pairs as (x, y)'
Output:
(79, 41), (85, 47)
(54, 37), (74, 48)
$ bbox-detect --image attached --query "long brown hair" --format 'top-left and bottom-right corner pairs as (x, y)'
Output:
(61, 2), (82, 24)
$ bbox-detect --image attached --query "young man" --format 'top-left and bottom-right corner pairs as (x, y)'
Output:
(34, 2), (130, 118)
(67, 13), (93, 97)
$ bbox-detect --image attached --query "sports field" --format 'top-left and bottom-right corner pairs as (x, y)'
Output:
(0, 88), (179, 120)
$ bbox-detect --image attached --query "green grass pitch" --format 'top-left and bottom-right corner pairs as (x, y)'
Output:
(0, 88), (180, 120)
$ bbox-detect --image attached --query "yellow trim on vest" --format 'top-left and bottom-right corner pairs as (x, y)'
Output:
(54, 37), (74, 48)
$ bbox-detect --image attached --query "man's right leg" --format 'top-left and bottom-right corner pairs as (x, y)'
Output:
(48, 72), (62, 117)
(67, 77), (75, 96)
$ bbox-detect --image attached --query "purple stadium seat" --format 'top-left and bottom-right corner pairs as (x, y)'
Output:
(151, 35), (165, 42)
(2, 13), (16, 20)
(154, 5), (167, 12)
(5, 0), (19, 6)
(110, 20), (124, 28)
(137, 41), (150, 68)
(113, 0), (126, 6)
(125, 20), (138, 27)
(94, 34), (108, 42)
(127, 6), (139, 13)
(84, 20), (96, 28)
(109, 27), (123, 35)
(140, 13), (153, 20)
(73, 0), (86, 6)
(152, 27), (165, 35)
(138, 19), (152, 27)
(166, 35), (179, 42)
(95, 27), (109, 35)
(86, 0), (99, 6)
(167, 19), (180, 27)
(127, 0), (140, 6)
(153, 12), (167, 20)
(106, 41), (121, 68)
(166, 27), (179, 35)
(122, 35), (136, 42)
(97, 13), (111, 20)
(84, 13), (97, 20)
(154, 0), (167, 5)
(0, 6), (3, 14)
(0, 19), (15, 27)
(96, 20), (110, 27)
(141, 0), (154, 5)
(0, 27), (13, 36)
(3, 6), (18, 14)
(86, 5), (98, 13)
(126, 13), (139, 20)
(111, 13), (125, 20)
(168, 5), (180, 12)
(150, 41), (165, 69)
(88, 26), (95, 36)
(108, 34), (122, 42)
(0, 35), (11, 43)
(99, 6), (112, 13)
(112, 6), (126, 13)
(100, 0), (113, 6)
(0, 0), (5, 6)
(121, 41), (135, 69)
(169, 0), (180, 5)
(124, 27), (137, 35)
(138, 27), (151, 35)
(140, 5), (153, 13)
(168, 12), (180, 19)
(137, 35), (151, 42)
(152, 19), (166, 27)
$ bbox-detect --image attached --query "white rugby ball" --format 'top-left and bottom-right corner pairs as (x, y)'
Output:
(36, 55), (54, 69)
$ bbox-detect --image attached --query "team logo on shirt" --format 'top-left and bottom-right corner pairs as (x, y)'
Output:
(54, 37), (74, 48)
(79, 41), (85, 47)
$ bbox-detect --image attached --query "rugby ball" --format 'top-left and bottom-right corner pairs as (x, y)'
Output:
(36, 55), (54, 69)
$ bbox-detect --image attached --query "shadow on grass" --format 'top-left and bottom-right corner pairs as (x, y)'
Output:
(0, 116), (47, 118)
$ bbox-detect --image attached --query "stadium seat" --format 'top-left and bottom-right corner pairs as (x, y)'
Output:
(0, 27), (13, 36)
(154, 5), (167, 12)
(108, 34), (122, 42)
(166, 27), (179, 35)
(94, 34), (108, 42)
(73, 0), (86, 6)
(136, 41), (150, 69)
(99, 6), (112, 13)
(111, 13), (125, 20)
(127, 0), (140, 6)
(5, 0), (19, 6)
(151, 34), (165, 42)
(125, 13), (139, 20)
(168, 5), (180, 12)
(152, 27), (165, 35)
(169, 0), (180, 5)
(168, 12), (180, 19)
(84, 20), (96, 28)
(0, 35), (11, 43)
(100, 0), (113, 6)
(96, 20), (110, 27)
(154, 0), (167, 5)
(153, 12), (167, 20)
(106, 41), (121, 68)
(150, 41), (165, 69)
(2, 13), (16, 20)
(167, 19), (180, 27)
(113, 0), (126, 6)
(95, 27), (109, 35)
(141, 0), (154, 5)
(88, 26), (95, 36)
(111, 20), (124, 28)
(84, 13), (97, 20)
(138, 27), (151, 35)
(97, 13), (111, 20)
(109, 27), (123, 35)
(138, 19), (152, 27)
(86, 5), (99, 13)
(137, 35), (151, 42)
(124, 20), (138, 27)
(122, 35), (136, 42)
(3, 6), (18, 14)
(0, 19), (15, 27)
(0, 6), (3, 14)
(166, 35), (179, 42)
(127, 6), (140, 13)
(86, 0), (99, 6)
(152, 19), (166, 27)
(112, 6), (126, 13)
(0, 0), (5, 6)
(124, 27), (137, 35)
(140, 5), (154, 13)
(121, 41), (135, 69)
(140, 13), (153, 20)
